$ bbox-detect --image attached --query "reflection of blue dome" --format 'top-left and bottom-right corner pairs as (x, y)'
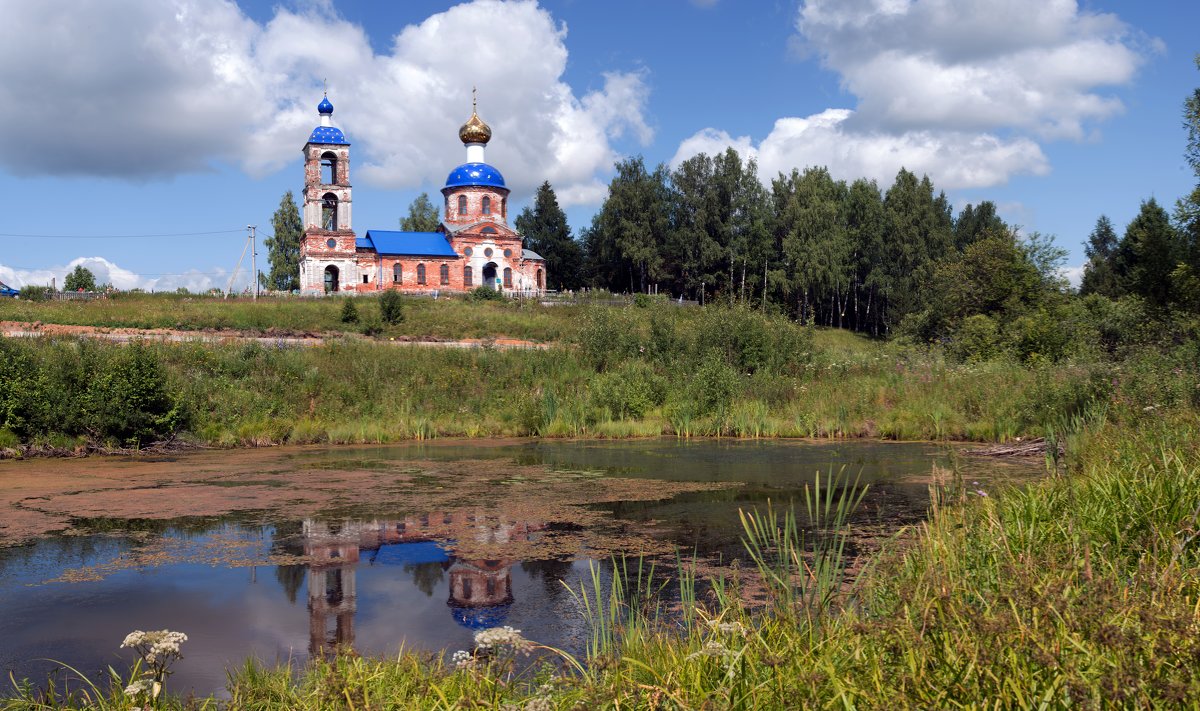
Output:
(444, 163), (506, 189)
(308, 126), (349, 145)
(451, 604), (511, 630)
(318, 95), (335, 115)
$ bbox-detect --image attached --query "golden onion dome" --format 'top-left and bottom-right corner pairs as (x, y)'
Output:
(459, 109), (492, 145)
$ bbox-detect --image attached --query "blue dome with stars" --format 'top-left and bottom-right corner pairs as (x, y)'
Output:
(317, 95), (334, 115)
(444, 162), (506, 189)
(308, 125), (349, 145)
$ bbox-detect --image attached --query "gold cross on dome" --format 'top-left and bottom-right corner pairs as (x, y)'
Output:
(472, 86), (477, 111)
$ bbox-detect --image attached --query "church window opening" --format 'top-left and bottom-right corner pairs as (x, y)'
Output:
(464, 265), (472, 286)
(462, 578), (473, 599)
(320, 152), (337, 184)
(537, 269), (544, 290)
(393, 263), (402, 283)
(463, 246), (473, 256)
(457, 195), (467, 215)
(503, 248), (512, 258)
(481, 196), (491, 215)
(322, 193), (338, 230)
(439, 263), (450, 285)
(481, 227), (497, 235)
(501, 198), (506, 217)
(417, 263), (426, 285)
(362, 274), (368, 284)
(323, 265), (339, 293)
(484, 247), (493, 258)
(503, 267), (512, 288)
(326, 238), (337, 249)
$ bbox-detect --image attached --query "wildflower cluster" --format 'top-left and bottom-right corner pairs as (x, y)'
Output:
(473, 626), (534, 655)
(450, 649), (475, 670)
(119, 629), (188, 705)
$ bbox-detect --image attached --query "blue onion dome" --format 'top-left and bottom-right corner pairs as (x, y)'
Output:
(318, 94), (334, 115)
(445, 162), (506, 189)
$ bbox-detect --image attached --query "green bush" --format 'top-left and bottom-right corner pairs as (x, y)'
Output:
(340, 298), (359, 324)
(591, 360), (666, 419)
(18, 285), (51, 302)
(84, 342), (186, 446)
(950, 314), (1002, 362)
(467, 286), (505, 303)
(633, 293), (652, 308)
(686, 352), (740, 418)
(379, 290), (404, 324)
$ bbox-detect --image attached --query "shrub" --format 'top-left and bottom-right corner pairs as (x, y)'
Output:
(591, 360), (666, 419)
(685, 352), (740, 418)
(950, 314), (1002, 362)
(84, 341), (186, 446)
(18, 285), (52, 301)
(467, 286), (505, 303)
(340, 298), (359, 324)
(633, 293), (652, 308)
(379, 290), (404, 324)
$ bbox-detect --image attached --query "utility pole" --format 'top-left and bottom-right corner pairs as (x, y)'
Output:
(248, 225), (258, 301)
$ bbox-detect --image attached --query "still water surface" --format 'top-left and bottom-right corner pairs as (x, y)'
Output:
(0, 439), (1034, 695)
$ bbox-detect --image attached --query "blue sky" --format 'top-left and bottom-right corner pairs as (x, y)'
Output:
(0, 0), (1196, 291)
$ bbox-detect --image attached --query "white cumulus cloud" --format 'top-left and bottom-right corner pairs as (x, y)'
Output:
(0, 257), (247, 294)
(675, 0), (1152, 190)
(0, 0), (650, 205)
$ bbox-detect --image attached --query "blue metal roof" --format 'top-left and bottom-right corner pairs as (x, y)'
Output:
(308, 125), (349, 145)
(444, 162), (506, 189)
(371, 541), (450, 566)
(360, 230), (458, 256)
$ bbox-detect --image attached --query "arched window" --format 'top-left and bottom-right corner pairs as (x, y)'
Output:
(536, 269), (544, 290)
(481, 196), (491, 215)
(481, 226), (497, 235)
(439, 263), (450, 285)
(393, 263), (402, 283)
(417, 263), (426, 285)
(503, 267), (512, 288)
(322, 193), (338, 230)
(463, 265), (473, 287)
(457, 195), (467, 215)
(320, 152), (337, 184)
(323, 265), (339, 293)
(501, 198), (506, 217)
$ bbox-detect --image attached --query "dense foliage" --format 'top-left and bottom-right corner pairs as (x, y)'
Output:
(399, 192), (441, 232)
(63, 265), (96, 292)
(515, 181), (583, 291)
(263, 190), (302, 292)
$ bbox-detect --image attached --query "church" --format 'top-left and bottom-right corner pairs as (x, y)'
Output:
(297, 93), (546, 295)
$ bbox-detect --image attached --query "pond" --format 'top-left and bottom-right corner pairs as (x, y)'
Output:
(0, 439), (1038, 696)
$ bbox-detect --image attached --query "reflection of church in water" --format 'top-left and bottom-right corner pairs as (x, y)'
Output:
(296, 514), (546, 655)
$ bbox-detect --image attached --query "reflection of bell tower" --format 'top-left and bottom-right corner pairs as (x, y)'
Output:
(299, 91), (358, 294)
(303, 520), (360, 656)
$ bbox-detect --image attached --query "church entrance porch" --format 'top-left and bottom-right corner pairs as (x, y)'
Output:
(482, 262), (498, 290)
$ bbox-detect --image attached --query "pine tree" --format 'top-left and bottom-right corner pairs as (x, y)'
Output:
(400, 192), (441, 232)
(1079, 215), (1122, 297)
(514, 182), (583, 290)
(1115, 198), (1180, 308)
(264, 191), (302, 292)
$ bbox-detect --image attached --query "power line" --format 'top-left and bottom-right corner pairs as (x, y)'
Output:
(0, 229), (245, 239)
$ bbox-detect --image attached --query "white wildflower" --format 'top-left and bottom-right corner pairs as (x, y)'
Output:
(123, 680), (153, 697)
(525, 697), (554, 711)
(451, 650), (475, 670)
(707, 619), (747, 637)
(686, 640), (730, 661)
(473, 626), (533, 655)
